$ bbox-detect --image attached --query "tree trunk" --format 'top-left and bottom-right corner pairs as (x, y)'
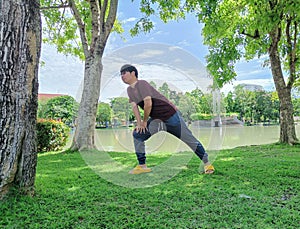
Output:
(71, 55), (103, 150)
(268, 28), (298, 145)
(0, 0), (41, 198)
(69, 0), (118, 151)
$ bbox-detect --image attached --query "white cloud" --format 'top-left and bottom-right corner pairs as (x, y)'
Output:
(122, 17), (137, 23)
(176, 40), (190, 47)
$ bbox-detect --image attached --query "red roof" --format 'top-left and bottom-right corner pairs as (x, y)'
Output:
(38, 93), (66, 101)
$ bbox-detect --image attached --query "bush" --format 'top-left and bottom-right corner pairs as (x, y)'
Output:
(37, 119), (70, 152)
(190, 113), (213, 121)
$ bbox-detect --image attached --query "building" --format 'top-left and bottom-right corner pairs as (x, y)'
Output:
(38, 93), (66, 102)
(239, 83), (264, 92)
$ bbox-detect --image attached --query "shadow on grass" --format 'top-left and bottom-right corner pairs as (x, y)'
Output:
(80, 149), (195, 188)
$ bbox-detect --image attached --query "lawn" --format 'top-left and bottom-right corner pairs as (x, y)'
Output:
(1, 144), (299, 228)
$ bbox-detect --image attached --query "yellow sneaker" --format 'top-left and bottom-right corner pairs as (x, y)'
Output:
(129, 165), (152, 174)
(204, 164), (215, 174)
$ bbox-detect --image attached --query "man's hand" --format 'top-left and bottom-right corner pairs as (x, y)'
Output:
(135, 121), (148, 133)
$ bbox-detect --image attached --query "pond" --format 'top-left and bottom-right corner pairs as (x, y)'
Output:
(92, 125), (300, 153)
(70, 125), (300, 188)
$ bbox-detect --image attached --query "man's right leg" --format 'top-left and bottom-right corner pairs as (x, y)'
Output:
(133, 130), (151, 165)
(129, 119), (162, 174)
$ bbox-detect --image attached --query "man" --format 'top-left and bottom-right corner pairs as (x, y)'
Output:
(120, 64), (215, 175)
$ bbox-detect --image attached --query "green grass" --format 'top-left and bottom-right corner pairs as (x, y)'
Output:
(1, 144), (299, 228)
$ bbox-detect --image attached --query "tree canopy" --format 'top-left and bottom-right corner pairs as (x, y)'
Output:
(136, 0), (299, 143)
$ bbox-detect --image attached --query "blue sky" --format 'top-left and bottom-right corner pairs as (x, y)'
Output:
(39, 1), (275, 100)
(112, 1), (275, 91)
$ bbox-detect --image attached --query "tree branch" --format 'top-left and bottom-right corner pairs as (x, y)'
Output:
(68, 0), (89, 57)
(40, 4), (70, 10)
(99, 0), (108, 35)
(104, 0), (118, 39)
(286, 17), (297, 89)
(240, 29), (260, 39)
(89, 0), (100, 53)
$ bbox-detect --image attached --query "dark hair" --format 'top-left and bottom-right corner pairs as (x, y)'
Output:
(120, 64), (138, 77)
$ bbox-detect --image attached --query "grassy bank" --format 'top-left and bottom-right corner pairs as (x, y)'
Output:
(1, 144), (299, 228)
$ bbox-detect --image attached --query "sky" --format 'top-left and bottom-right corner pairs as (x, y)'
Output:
(38, 1), (275, 102)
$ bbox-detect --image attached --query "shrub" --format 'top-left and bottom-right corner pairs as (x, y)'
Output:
(190, 113), (213, 121)
(37, 119), (70, 152)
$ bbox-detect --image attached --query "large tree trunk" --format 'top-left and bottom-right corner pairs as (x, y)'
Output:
(0, 0), (41, 198)
(69, 0), (118, 151)
(269, 27), (298, 144)
(71, 54), (102, 150)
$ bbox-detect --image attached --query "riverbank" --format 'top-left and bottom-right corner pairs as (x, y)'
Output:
(1, 144), (299, 228)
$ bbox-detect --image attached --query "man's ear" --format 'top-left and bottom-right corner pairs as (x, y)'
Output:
(130, 71), (136, 77)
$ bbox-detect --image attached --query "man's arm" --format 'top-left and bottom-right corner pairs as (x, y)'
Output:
(131, 102), (142, 126)
(131, 102), (146, 133)
(143, 96), (152, 123)
(130, 96), (152, 133)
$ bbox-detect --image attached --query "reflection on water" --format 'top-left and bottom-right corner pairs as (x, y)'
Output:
(93, 125), (300, 153)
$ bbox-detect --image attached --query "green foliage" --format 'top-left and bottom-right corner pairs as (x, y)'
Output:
(131, 0), (185, 35)
(37, 100), (48, 119)
(149, 81), (157, 89)
(96, 102), (112, 125)
(185, 88), (214, 115)
(1, 144), (299, 228)
(39, 95), (79, 127)
(195, 0), (300, 88)
(135, 0), (300, 91)
(223, 91), (235, 113)
(41, 0), (123, 59)
(158, 82), (171, 99)
(110, 97), (133, 122)
(36, 119), (70, 152)
(292, 97), (300, 117)
(41, 0), (86, 59)
(190, 113), (213, 121)
(227, 85), (280, 124)
(177, 95), (195, 121)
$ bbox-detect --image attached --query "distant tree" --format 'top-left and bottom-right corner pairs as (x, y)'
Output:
(37, 100), (48, 119)
(293, 98), (300, 117)
(149, 81), (157, 89)
(42, 95), (79, 126)
(177, 95), (195, 122)
(110, 97), (133, 122)
(224, 91), (235, 114)
(253, 91), (271, 123)
(0, 0), (41, 197)
(169, 90), (180, 106)
(269, 91), (280, 122)
(158, 82), (171, 99)
(186, 88), (204, 113)
(96, 102), (112, 126)
(231, 87), (280, 124)
(232, 85), (249, 121)
(199, 93), (213, 115)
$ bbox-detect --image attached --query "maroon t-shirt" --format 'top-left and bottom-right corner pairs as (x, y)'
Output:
(127, 80), (177, 121)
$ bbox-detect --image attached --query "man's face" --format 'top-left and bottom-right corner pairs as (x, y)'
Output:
(121, 70), (135, 84)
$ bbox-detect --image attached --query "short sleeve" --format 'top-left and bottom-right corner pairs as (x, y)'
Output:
(137, 80), (153, 99)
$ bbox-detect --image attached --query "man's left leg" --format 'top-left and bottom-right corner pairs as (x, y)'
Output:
(165, 112), (214, 174)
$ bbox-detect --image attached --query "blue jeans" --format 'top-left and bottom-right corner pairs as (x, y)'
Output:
(133, 111), (209, 165)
